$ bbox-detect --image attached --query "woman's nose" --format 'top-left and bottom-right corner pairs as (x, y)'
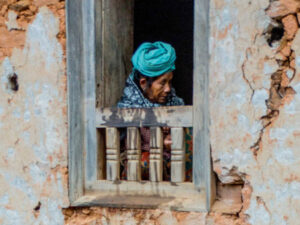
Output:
(164, 83), (171, 93)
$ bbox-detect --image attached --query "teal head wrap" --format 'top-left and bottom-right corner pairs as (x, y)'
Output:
(131, 41), (176, 77)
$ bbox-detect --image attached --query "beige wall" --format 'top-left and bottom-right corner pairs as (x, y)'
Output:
(0, 0), (299, 224)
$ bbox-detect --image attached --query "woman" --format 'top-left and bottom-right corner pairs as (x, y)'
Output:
(117, 41), (184, 108)
(118, 41), (192, 180)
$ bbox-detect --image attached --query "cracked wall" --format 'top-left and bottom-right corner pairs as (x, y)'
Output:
(1, 0), (300, 224)
(210, 0), (300, 224)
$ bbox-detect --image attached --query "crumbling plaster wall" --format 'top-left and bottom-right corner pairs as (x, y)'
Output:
(210, 0), (300, 224)
(0, 1), (68, 224)
(0, 0), (300, 224)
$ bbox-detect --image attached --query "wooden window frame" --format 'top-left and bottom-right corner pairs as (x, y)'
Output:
(67, 0), (215, 211)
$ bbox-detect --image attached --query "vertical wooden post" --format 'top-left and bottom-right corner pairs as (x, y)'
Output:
(150, 127), (163, 182)
(171, 128), (185, 182)
(194, 0), (215, 210)
(126, 127), (141, 181)
(97, 129), (106, 180)
(106, 128), (120, 181)
(67, 0), (85, 203)
(97, 0), (133, 107)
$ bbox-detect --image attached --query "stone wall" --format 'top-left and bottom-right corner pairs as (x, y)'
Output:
(0, 0), (299, 224)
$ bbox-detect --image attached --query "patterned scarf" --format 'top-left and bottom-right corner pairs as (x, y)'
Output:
(117, 73), (184, 108)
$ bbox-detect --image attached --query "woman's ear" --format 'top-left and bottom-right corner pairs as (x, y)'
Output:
(139, 78), (147, 91)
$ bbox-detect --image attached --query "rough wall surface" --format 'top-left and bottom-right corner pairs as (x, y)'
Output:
(0, 0), (300, 224)
(210, 0), (300, 224)
(0, 1), (68, 224)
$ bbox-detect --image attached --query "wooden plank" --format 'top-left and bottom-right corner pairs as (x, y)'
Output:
(97, 0), (133, 107)
(97, 129), (106, 180)
(171, 128), (185, 183)
(82, 180), (206, 211)
(194, 0), (215, 210)
(66, 0), (84, 203)
(96, 106), (193, 127)
(106, 128), (120, 181)
(94, 0), (103, 108)
(86, 180), (201, 198)
(126, 127), (141, 181)
(82, 0), (98, 185)
(150, 127), (163, 182)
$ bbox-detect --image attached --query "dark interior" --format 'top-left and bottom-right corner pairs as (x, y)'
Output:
(134, 0), (194, 105)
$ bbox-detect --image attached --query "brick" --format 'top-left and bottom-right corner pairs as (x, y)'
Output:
(8, 0), (30, 12)
(0, 28), (25, 48)
(282, 15), (298, 40)
(281, 43), (291, 57)
(267, 0), (300, 18)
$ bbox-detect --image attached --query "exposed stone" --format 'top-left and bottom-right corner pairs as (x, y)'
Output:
(8, 0), (30, 12)
(266, 0), (300, 18)
(212, 183), (243, 214)
(291, 30), (300, 83)
(281, 71), (291, 87)
(282, 15), (298, 40)
(280, 42), (291, 57)
(5, 10), (20, 31)
(241, 184), (252, 213)
(63, 208), (74, 217)
(290, 59), (296, 69)
(33, 0), (60, 7)
(214, 162), (246, 184)
(82, 208), (91, 215)
(64, 208), (208, 225)
(206, 213), (245, 225)
(0, 28), (25, 48)
(275, 52), (287, 61)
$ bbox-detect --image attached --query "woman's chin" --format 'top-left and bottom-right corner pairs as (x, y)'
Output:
(157, 97), (167, 104)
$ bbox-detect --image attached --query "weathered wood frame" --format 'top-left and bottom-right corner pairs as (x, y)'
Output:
(67, 0), (215, 211)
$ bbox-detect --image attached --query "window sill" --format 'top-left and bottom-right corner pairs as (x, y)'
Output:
(72, 189), (206, 212)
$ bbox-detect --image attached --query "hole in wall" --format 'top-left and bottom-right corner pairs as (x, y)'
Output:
(265, 23), (284, 47)
(33, 201), (41, 218)
(34, 201), (41, 211)
(7, 73), (19, 92)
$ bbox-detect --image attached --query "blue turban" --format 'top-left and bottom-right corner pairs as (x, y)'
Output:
(131, 41), (176, 77)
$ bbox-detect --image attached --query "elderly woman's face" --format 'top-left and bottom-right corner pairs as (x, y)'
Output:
(141, 71), (173, 104)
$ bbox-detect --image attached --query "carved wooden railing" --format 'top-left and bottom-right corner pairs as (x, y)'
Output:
(96, 106), (193, 183)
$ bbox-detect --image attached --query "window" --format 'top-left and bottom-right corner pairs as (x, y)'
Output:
(67, 0), (215, 211)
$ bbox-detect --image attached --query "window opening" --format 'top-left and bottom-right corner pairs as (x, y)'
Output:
(67, 0), (214, 211)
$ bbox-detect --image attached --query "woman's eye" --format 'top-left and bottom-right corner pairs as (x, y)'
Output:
(161, 81), (166, 86)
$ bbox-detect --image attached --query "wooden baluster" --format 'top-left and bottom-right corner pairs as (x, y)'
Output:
(150, 127), (163, 182)
(171, 128), (185, 182)
(106, 128), (120, 181)
(126, 127), (141, 181)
